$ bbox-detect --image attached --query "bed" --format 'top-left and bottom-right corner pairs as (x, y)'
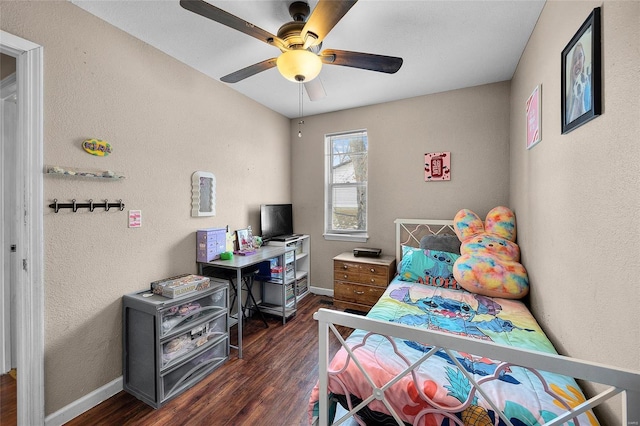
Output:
(309, 217), (640, 426)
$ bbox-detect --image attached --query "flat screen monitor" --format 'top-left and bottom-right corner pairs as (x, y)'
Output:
(260, 204), (293, 241)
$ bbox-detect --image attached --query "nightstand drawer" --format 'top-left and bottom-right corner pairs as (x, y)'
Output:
(334, 262), (391, 287)
(334, 260), (389, 276)
(359, 263), (391, 277)
(333, 268), (360, 283)
(334, 260), (360, 274)
(334, 281), (386, 306)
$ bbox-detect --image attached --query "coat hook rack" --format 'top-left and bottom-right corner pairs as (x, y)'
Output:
(49, 199), (125, 213)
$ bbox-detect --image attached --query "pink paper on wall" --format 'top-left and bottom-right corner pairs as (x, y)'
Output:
(424, 152), (450, 181)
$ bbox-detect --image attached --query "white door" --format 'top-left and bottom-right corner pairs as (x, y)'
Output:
(0, 72), (18, 374)
(1, 30), (45, 425)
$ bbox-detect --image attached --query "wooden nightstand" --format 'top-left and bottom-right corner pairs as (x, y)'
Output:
(333, 252), (396, 313)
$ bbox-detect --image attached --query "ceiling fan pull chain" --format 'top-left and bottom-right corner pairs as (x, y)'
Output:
(298, 82), (304, 138)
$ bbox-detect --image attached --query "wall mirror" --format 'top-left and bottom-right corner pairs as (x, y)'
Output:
(191, 171), (216, 217)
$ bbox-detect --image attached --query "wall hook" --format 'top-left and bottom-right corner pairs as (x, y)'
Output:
(48, 198), (125, 213)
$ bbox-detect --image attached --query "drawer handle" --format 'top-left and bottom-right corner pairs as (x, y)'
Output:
(370, 268), (375, 273)
(354, 290), (365, 295)
(370, 278), (375, 283)
(343, 265), (348, 270)
(343, 274), (348, 279)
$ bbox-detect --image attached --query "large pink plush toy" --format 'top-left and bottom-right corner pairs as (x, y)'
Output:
(452, 206), (529, 299)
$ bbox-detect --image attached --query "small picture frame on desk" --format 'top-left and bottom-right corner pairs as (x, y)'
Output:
(235, 228), (253, 252)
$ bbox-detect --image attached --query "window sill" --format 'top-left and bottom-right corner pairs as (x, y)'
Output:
(323, 233), (369, 243)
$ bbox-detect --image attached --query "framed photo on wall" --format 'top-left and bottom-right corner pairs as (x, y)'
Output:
(526, 85), (541, 149)
(561, 7), (601, 134)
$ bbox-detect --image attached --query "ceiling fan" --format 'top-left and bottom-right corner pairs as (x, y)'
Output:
(179, 0), (403, 100)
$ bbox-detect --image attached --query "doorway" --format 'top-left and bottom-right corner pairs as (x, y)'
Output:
(1, 62), (18, 376)
(0, 31), (44, 425)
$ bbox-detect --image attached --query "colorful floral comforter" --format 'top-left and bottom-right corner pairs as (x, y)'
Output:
(309, 280), (599, 425)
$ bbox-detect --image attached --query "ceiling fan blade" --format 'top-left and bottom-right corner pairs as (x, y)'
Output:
(301, 0), (358, 49)
(304, 78), (326, 101)
(220, 58), (278, 83)
(320, 49), (403, 74)
(180, 0), (286, 50)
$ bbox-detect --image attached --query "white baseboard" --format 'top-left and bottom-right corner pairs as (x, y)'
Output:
(310, 286), (333, 297)
(45, 376), (123, 426)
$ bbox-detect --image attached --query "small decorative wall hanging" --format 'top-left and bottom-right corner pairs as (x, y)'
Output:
(526, 84), (542, 149)
(128, 210), (142, 228)
(82, 138), (112, 156)
(424, 152), (450, 181)
(191, 171), (216, 217)
(561, 7), (601, 134)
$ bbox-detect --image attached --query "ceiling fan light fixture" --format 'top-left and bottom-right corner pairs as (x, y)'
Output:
(276, 49), (322, 83)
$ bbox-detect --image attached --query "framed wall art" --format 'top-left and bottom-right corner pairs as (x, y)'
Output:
(424, 152), (450, 181)
(526, 85), (541, 149)
(561, 7), (601, 134)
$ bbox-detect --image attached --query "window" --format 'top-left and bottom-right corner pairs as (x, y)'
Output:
(324, 130), (368, 242)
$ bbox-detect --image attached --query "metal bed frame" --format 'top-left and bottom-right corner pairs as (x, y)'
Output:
(314, 219), (640, 426)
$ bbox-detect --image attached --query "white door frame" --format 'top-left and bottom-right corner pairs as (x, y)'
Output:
(0, 30), (44, 426)
(1, 71), (18, 374)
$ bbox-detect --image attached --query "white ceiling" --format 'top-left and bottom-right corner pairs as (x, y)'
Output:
(71, 0), (545, 119)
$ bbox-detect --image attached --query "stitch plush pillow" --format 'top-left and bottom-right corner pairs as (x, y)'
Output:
(452, 206), (529, 299)
(398, 246), (461, 290)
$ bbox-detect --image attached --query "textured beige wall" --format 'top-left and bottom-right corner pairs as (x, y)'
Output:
(292, 82), (511, 294)
(510, 1), (640, 422)
(1, 1), (290, 414)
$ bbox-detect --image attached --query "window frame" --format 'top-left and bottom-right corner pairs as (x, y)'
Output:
(323, 129), (369, 243)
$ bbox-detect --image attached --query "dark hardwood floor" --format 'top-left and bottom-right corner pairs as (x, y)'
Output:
(0, 369), (17, 425)
(0, 294), (348, 426)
